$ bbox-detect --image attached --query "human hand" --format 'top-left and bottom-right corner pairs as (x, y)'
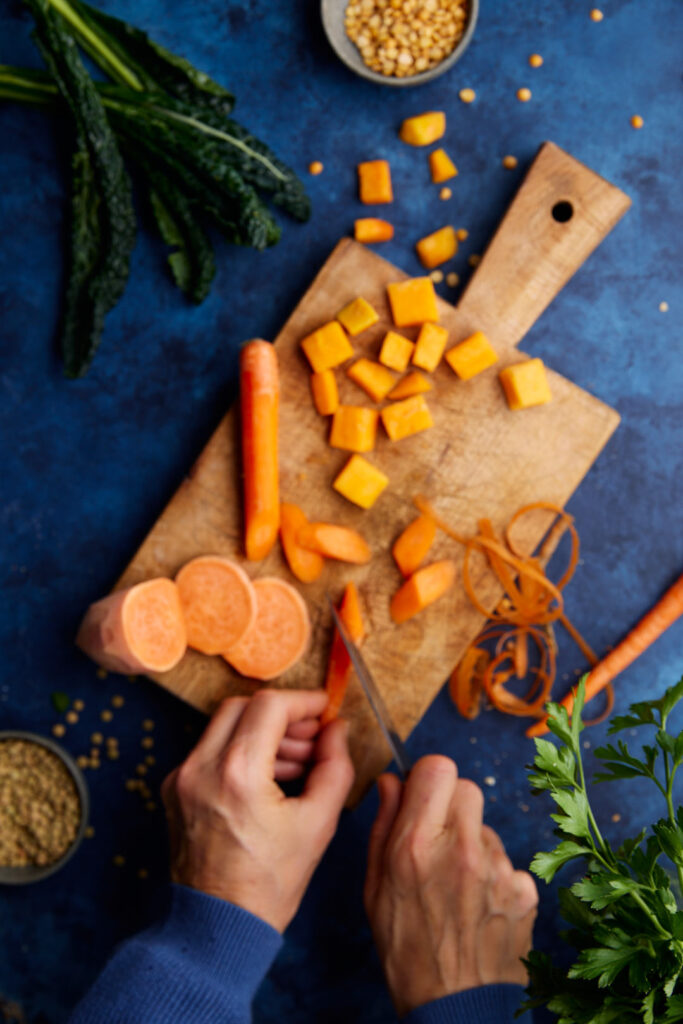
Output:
(364, 757), (538, 1017)
(162, 689), (354, 932)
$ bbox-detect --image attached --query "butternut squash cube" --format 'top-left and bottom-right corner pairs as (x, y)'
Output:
(354, 218), (394, 243)
(379, 331), (415, 372)
(413, 322), (449, 372)
(310, 370), (339, 415)
(399, 111), (446, 147)
(358, 160), (393, 204)
(387, 371), (432, 400)
(381, 395), (434, 441)
(499, 358), (552, 410)
(333, 455), (389, 509)
(347, 358), (396, 403)
(330, 405), (379, 452)
(416, 226), (458, 269)
(336, 296), (380, 336)
(445, 331), (498, 380)
(387, 277), (438, 327)
(429, 148), (458, 183)
(301, 321), (354, 372)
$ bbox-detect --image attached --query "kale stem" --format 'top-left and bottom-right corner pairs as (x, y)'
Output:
(46, 0), (142, 91)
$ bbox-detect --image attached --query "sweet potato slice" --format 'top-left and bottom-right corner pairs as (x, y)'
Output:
(297, 523), (371, 564)
(176, 556), (257, 656)
(224, 578), (311, 680)
(280, 503), (324, 583)
(390, 560), (456, 624)
(76, 578), (187, 674)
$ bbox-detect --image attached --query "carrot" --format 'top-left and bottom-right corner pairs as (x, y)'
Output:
(320, 582), (366, 726)
(390, 559), (456, 624)
(527, 571), (683, 738)
(280, 503), (324, 583)
(392, 514), (437, 577)
(76, 578), (187, 674)
(240, 340), (280, 561)
(297, 523), (371, 564)
(223, 577), (311, 680)
(176, 556), (257, 655)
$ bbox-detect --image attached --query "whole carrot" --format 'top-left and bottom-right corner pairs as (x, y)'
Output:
(527, 571), (683, 738)
(240, 340), (280, 561)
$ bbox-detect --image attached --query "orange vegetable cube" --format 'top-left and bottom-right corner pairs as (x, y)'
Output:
(499, 358), (552, 410)
(354, 218), (394, 243)
(429, 148), (458, 183)
(390, 560), (456, 623)
(392, 515), (437, 577)
(387, 371), (432, 400)
(387, 277), (438, 327)
(379, 331), (415, 372)
(399, 111), (446, 147)
(358, 160), (393, 204)
(413, 322), (449, 372)
(347, 358), (396, 403)
(416, 226), (458, 269)
(381, 395), (434, 442)
(329, 405), (379, 452)
(336, 296), (379, 336)
(301, 321), (353, 372)
(445, 331), (499, 380)
(333, 455), (389, 509)
(310, 370), (339, 415)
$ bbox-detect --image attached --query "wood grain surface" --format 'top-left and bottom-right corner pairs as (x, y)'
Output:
(117, 142), (629, 804)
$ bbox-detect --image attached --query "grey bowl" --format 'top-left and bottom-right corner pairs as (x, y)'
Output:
(321, 0), (479, 87)
(0, 730), (90, 885)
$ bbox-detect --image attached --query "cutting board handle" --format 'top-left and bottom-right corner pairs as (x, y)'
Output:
(454, 141), (631, 351)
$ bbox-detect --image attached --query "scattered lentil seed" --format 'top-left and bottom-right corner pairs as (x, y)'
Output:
(142, 720), (155, 731)
(517, 87), (531, 102)
(77, 755), (89, 769)
(111, 695), (124, 709)
(89, 758), (100, 770)
(65, 711), (79, 725)
(89, 748), (100, 759)
(138, 868), (149, 880)
(468, 253), (481, 267)
(308, 161), (324, 175)
(145, 755), (156, 766)
(590, 8), (603, 21)
(141, 736), (154, 749)
(528, 53), (543, 67)
(630, 114), (643, 129)
(140, 785), (152, 800)
(84, 826), (95, 839)
(446, 272), (459, 286)
(96, 668), (108, 679)
(136, 764), (148, 776)
(100, 710), (113, 722)
(483, 776), (496, 787)
(469, 736), (477, 744)
(52, 723), (66, 738)
(91, 732), (103, 745)
(127, 675), (137, 683)
(583, 740), (591, 749)
(459, 87), (475, 103)
(519, 802), (530, 813)
(502, 155), (518, 169)
(659, 301), (669, 312)
(456, 227), (468, 241)
(146, 801), (157, 812)
(73, 700), (85, 712)
(113, 854), (125, 867)
(430, 269), (444, 283)
(125, 779), (139, 791)
(439, 186), (452, 200)
(107, 750), (120, 761)
(611, 812), (621, 823)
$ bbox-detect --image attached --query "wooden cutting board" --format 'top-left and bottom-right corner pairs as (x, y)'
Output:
(117, 142), (630, 804)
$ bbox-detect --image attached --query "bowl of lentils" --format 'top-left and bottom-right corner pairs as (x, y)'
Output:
(321, 0), (478, 86)
(0, 731), (89, 884)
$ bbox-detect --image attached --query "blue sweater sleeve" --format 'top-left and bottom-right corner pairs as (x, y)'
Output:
(403, 984), (532, 1024)
(69, 884), (282, 1024)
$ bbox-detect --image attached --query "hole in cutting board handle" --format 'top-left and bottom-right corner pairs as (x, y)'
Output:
(551, 200), (574, 223)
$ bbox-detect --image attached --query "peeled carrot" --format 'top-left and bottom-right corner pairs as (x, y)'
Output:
(280, 503), (324, 583)
(320, 582), (366, 726)
(240, 340), (280, 561)
(392, 515), (437, 577)
(76, 578), (187, 674)
(224, 578), (311, 680)
(527, 571), (683, 738)
(175, 556), (257, 655)
(297, 523), (371, 564)
(390, 559), (456, 624)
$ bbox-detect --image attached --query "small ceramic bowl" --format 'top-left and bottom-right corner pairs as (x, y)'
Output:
(0, 730), (90, 885)
(321, 0), (479, 87)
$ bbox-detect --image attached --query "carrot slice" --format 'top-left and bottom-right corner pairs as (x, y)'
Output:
(223, 578), (311, 680)
(297, 523), (371, 564)
(320, 582), (366, 726)
(240, 340), (280, 561)
(176, 556), (257, 656)
(392, 515), (437, 577)
(390, 560), (456, 624)
(76, 578), (187, 674)
(280, 503), (324, 583)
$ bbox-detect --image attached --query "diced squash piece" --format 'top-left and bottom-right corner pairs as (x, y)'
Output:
(416, 226), (458, 269)
(301, 321), (353, 372)
(387, 371), (432, 400)
(347, 358), (396, 403)
(390, 559), (456, 623)
(413, 322), (449, 371)
(399, 111), (446, 147)
(381, 394), (434, 441)
(429, 148), (458, 183)
(330, 405), (378, 452)
(387, 277), (438, 327)
(358, 160), (393, 204)
(337, 296), (380, 337)
(280, 503), (324, 583)
(499, 358), (552, 410)
(392, 515), (437, 577)
(354, 218), (394, 243)
(333, 454), (389, 509)
(379, 331), (415, 372)
(297, 523), (371, 564)
(310, 370), (339, 415)
(445, 330), (499, 380)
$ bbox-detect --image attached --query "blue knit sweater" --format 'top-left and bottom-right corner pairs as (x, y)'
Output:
(69, 885), (531, 1023)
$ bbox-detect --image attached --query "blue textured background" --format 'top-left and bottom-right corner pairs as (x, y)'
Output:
(1, 0), (682, 1020)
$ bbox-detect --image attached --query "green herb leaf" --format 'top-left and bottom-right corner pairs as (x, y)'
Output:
(551, 787), (592, 840)
(568, 943), (639, 988)
(662, 995), (683, 1023)
(531, 840), (592, 883)
(51, 690), (70, 713)
(572, 873), (640, 911)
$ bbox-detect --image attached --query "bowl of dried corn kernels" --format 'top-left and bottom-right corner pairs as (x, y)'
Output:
(321, 0), (478, 86)
(0, 731), (89, 884)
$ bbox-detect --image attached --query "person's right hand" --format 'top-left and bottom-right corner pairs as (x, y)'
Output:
(364, 756), (538, 1017)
